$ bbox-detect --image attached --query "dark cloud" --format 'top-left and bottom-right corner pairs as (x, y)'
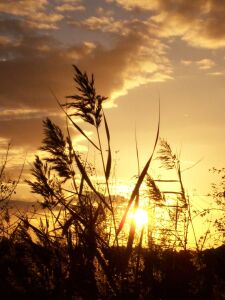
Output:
(154, 0), (225, 48)
(113, 0), (225, 49)
(0, 53), (72, 109)
(3, 0), (224, 158)
(0, 0), (224, 201)
(0, 15), (171, 109)
(0, 0), (174, 155)
(0, 18), (71, 109)
(0, 0), (63, 30)
(0, 118), (44, 150)
(0, 115), (66, 150)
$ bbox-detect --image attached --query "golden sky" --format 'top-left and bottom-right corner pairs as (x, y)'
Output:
(0, 0), (224, 200)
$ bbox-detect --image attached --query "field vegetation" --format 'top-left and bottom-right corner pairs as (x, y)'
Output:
(0, 66), (225, 299)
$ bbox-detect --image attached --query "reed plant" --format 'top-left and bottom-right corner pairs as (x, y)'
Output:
(0, 143), (23, 238)
(21, 65), (159, 298)
(145, 138), (199, 251)
(1, 65), (224, 299)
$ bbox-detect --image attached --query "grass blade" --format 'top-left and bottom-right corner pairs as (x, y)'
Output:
(117, 100), (160, 236)
(73, 150), (111, 210)
(103, 113), (111, 181)
(49, 88), (100, 151)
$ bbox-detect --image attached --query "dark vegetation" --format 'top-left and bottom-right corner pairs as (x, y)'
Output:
(0, 66), (225, 299)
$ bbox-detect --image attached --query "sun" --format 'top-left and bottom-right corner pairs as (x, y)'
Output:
(133, 208), (148, 228)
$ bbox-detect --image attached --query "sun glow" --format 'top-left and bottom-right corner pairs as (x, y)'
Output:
(133, 208), (148, 228)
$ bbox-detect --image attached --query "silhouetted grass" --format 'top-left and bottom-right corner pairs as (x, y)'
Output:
(0, 66), (225, 299)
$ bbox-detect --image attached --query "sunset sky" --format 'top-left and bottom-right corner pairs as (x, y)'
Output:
(0, 0), (225, 200)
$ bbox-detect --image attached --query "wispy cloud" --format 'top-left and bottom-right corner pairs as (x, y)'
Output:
(0, 0), (47, 15)
(181, 60), (193, 66)
(207, 71), (224, 76)
(0, 108), (60, 121)
(114, 0), (225, 49)
(0, 0), (224, 159)
(196, 58), (215, 70)
(0, 35), (14, 45)
(110, 0), (157, 10)
(0, 0), (63, 30)
(77, 16), (124, 33)
(56, 3), (85, 12)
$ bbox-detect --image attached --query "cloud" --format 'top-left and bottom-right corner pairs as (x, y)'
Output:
(78, 16), (124, 33)
(0, 0), (63, 30)
(0, 111), (67, 150)
(69, 12), (173, 100)
(181, 60), (193, 66)
(75, 33), (172, 101)
(0, 0), (224, 201)
(0, 19), (74, 109)
(56, 3), (85, 12)
(0, 15), (172, 107)
(111, 0), (158, 10)
(113, 0), (225, 49)
(95, 7), (114, 17)
(158, 0), (225, 49)
(196, 58), (215, 70)
(77, 15), (158, 38)
(0, 108), (60, 121)
(0, 0), (47, 16)
(61, 0), (83, 3)
(0, 35), (13, 45)
(7, 1), (225, 161)
(0, 118), (47, 150)
(0, 13), (172, 151)
(207, 71), (224, 76)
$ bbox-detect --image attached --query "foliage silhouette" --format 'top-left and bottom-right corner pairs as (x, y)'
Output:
(0, 66), (225, 299)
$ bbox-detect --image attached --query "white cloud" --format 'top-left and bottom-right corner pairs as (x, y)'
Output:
(0, 0), (63, 30)
(0, 108), (60, 121)
(0, 35), (13, 45)
(0, 0), (47, 16)
(196, 58), (215, 70)
(56, 3), (85, 12)
(181, 60), (193, 66)
(96, 7), (114, 16)
(80, 16), (125, 33)
(113, 0), (225, 49)
(207, 71), (224, 76)
(111, 0), (158, 10)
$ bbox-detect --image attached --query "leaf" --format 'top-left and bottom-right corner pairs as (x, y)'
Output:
(126, 194), (140, 259)
(49, 88), (100, 151)
(19, 217), (45, 240)
(62, 215), (74, 236)
(135, 126), (140, 175)
(146, 175), (163, 202)
(116, 101), (160, 236)
(116, 158), (151, 236)
(64, 106), (99, 150)
(73, 150), (111, 210)
(79, 174), (84, 195)
(103, 113), (111, 181)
